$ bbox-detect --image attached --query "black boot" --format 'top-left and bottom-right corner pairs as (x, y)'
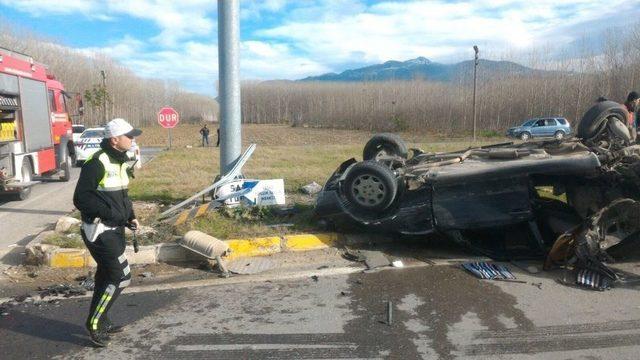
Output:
(86, 324), (111, 347)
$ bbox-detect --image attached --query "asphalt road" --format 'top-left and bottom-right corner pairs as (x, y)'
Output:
(0, 147), (163, 250)
(2, 261), (640, 360)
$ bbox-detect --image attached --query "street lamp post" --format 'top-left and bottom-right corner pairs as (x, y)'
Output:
(472, 46), (479, 142)
(218, 0), (242, 176)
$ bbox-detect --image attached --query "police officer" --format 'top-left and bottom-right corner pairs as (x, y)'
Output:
(73, 118), (142, 347)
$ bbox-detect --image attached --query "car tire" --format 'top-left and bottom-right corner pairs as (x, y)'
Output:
(60, 146), (71, 182)
(554, 131), (565, 140)
(519, 132), (531, 141)
(577, 100), (628, 140)
(363, 133), (408, 161)
(343, 160), (398, 212)
(67, 141), (77, 167)
(16, 159), (33, 201)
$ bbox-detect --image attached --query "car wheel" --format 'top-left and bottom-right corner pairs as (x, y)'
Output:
(343, 160), (398, 212)
(60, 146), (71, 182)
(519, 132), (531, 141)
(16, 159), (33, 201)
(363, 133), (408, 161)
(577, 100), (629, 141)
(554, 131), (565, 140)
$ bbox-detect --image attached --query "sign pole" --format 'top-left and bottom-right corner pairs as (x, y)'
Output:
(157, 106), (180, 149)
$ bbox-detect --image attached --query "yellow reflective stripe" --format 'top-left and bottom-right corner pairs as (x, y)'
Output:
(90, 285), (116, 330)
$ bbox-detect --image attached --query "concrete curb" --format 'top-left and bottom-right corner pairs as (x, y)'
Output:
(25, 232), (391, 268)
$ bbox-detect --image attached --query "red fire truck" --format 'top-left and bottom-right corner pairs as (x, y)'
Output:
(0, 47), (75, 200)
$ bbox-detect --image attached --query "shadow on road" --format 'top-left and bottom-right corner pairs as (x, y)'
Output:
(0, 309), (88, 348)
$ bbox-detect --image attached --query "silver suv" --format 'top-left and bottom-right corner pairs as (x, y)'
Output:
(506, 117), (572, 141)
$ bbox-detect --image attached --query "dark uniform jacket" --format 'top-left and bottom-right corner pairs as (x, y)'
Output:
(73, 139), (135, 227)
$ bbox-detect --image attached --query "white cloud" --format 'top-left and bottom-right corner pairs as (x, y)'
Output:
(258, 0), (639, 69)
(106, 0), (216, 46)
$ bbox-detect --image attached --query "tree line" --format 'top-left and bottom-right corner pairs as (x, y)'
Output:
(0, 25), (218, 127)
(241, 25), (640, 134)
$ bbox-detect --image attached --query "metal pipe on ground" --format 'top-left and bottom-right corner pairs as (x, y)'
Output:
(179, 231), (229, 259)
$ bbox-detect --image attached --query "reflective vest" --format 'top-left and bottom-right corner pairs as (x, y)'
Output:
(87, 150), (130, 192)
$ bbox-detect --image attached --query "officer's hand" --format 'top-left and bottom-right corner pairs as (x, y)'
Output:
(128, 219), (140, 230)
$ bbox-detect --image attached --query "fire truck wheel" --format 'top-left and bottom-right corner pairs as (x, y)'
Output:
(60, 146), (71, 182)
(17, 160), (33, 201)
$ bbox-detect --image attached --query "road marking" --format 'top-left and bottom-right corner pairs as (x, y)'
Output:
(176, 343), (359, 351)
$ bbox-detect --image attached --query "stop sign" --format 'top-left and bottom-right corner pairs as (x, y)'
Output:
(158, 107), (180, 128)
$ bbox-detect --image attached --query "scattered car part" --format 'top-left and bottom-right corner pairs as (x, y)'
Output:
(462, 262), (515, 280)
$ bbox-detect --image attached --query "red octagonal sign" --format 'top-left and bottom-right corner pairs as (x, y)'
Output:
(158, 107), (180, 129)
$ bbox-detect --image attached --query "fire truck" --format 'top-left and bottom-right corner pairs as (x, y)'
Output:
(0, 47), (75, 200)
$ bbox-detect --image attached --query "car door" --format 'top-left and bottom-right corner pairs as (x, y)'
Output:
(531, 119), (546, 137)
(545, 118), (557, 136)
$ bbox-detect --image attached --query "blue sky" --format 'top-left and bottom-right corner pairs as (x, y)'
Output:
(1, 0), (639, 96)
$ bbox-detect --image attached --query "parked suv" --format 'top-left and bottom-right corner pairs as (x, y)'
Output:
(506, 117), (571, 141)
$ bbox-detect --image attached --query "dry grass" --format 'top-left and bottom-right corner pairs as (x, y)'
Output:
(137, 123), (492, 148)
(129, 124), (500, 238)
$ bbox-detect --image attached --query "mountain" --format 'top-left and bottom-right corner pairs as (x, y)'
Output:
(299, 56), (544, 82)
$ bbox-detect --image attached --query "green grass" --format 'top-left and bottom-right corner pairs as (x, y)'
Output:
(42, 232), (84, 248)
(175, 204), (317, 239)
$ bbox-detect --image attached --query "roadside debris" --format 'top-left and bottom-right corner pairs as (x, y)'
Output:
(462, 262), (516, 280)
(178, 231), (229, 259)
(300, 182), (322, 195)
(386, 301), (393, 326)
(343, 248), (391, 270)
(391, 260), (404, 268)
(160, 144), (257, 218)
(545, 198), (640, 291)
(77, 272), (95, 291)
(37, 284), (86, 298)
(139, 272), (154, 278)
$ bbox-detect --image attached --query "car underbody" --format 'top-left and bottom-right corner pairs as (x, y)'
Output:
(315, 101), (640, 288)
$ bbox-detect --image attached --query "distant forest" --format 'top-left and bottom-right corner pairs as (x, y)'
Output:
(242, 24), (640, 134)
(0, 26), (218, 127)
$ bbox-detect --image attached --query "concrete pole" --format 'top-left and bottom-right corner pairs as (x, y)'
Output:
(472, 46), (479, 142)
(218, 0), (242, 176)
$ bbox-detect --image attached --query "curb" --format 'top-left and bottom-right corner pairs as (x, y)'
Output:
(24, 232), (386, 268)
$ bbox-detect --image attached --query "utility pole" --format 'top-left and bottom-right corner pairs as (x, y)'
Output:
(100, 70), (107, 124)
(218, 0), (241, 176)
(472, 45), (479, 142)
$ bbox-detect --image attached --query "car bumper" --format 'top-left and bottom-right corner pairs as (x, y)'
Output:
(75, 146), (100, 161)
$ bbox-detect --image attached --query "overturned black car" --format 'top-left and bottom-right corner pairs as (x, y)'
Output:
(316, 101), (640, 260)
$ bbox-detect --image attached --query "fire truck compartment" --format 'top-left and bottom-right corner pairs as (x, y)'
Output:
(19, 77), (53, 152)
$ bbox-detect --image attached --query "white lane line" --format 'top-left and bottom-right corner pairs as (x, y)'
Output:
(175, 343), (358, 351)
